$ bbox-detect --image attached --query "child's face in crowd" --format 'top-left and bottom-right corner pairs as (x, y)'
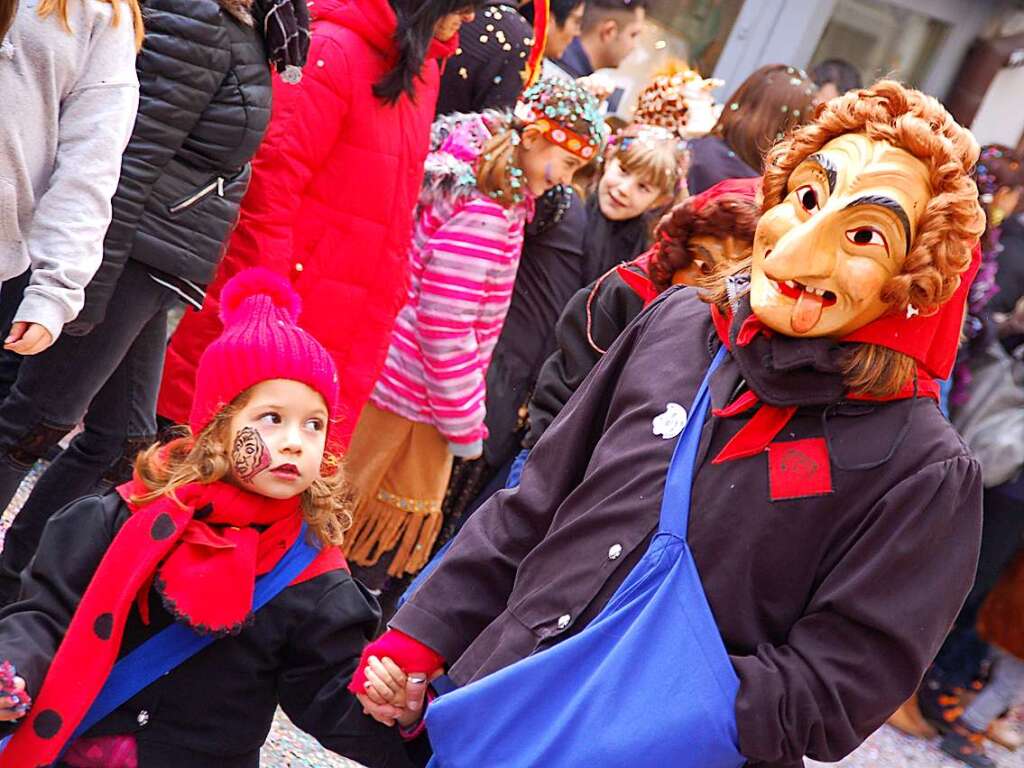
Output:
(520, 133), (588, 196)
(598, 157), (666, 221)
(546, 3), (585, 59)
(227, 379), (329, 499)
(434, 8), (477, 42)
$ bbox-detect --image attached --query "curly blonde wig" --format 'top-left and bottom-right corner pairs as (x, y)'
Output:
(132, 390), (353, 548)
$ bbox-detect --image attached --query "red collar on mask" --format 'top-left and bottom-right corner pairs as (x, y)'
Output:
(706, 250), (969, 465)
(842, 243), (982, 380)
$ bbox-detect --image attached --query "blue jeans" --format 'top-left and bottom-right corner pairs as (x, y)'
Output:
(0, 261), (180, 602)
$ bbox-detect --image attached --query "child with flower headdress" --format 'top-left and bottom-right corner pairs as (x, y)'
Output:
(0, 269), (414, 767)
(342, 79), (606, 610)
(414, 77), (697, 597)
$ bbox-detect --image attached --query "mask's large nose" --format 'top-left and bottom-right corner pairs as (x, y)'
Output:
(761, 210), (840, 334)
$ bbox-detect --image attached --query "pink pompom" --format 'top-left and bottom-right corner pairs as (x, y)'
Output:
(219, 268), (302, 326)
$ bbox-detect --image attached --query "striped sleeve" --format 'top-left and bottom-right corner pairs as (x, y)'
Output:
(414, 199), (515, 448)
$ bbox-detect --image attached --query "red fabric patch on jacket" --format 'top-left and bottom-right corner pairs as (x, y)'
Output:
(767, 438), (833, 501)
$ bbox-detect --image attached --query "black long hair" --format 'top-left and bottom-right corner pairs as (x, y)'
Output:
(375, 0), (486, 105)
(520, 0), (584, 26)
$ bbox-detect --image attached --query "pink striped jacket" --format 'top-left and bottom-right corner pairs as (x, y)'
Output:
(370, 134), (529, 455)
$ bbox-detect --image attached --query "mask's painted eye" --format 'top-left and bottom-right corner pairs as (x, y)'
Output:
(796, 185), (820, 213)
(845, 227), (888, 249)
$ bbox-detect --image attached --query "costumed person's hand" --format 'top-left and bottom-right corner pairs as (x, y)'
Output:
(357, 656), (430, 728)
(349, 629), (445, 726)
(0, 662), (30, 721)
(4, 322), (54, 355)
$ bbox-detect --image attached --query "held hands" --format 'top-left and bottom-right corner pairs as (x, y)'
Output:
(0, 661), (30, 722)
(4, 322), (53, 355)
(355, 656), (429, 728)
(0, 676), (28, 721)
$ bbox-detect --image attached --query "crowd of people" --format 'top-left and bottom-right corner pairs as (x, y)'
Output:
(0, 0), (1021, 766)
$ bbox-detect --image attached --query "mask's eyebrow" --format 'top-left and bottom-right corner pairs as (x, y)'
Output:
(806, 153), (837, 193)
(843, 195), (912, 255)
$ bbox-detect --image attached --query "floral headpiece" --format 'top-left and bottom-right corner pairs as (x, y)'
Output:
(515, 79), (608, 161)
(633, 67), (724, 139)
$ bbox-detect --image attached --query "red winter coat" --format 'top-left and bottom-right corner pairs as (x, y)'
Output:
(157, 0), (457, 447)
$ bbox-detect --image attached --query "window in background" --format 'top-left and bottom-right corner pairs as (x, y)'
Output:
(647, 0), (745, 76)
(811, 0), (951, 90)
(607, 0), (744, 120)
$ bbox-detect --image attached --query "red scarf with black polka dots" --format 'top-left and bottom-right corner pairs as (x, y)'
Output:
(0, 479), (344, 767)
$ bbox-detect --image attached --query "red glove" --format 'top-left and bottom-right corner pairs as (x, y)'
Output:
(349, 629), (445, 695)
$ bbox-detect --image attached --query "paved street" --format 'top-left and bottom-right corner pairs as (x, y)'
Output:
(1, 462), (1021, 768)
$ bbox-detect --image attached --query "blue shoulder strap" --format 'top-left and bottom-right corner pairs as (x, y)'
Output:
(73, 524), (320, 738)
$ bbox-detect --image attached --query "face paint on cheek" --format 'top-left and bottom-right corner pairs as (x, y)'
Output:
(232, 426), (271, 483)
(544, 162), (554, 185)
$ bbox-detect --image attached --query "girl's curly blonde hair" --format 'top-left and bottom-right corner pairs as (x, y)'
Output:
(132, 389), (353, 548)
(761, 80), (986, 396)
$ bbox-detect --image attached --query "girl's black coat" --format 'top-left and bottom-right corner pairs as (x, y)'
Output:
(0, 494), (412, 768)
(74, 0), (273, 329)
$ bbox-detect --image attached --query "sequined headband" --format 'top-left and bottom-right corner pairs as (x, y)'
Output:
(514, 79), (607, 161)
(529, 115), (599, 160)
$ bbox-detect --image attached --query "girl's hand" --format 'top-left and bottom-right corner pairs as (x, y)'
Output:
(357, 656), (428, 728)
(0, 676), (29, 721)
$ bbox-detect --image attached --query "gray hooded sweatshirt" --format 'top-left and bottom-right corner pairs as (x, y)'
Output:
(0, 0), (138, 340)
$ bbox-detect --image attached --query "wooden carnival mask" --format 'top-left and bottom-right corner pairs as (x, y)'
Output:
(750, 133), (932, 337)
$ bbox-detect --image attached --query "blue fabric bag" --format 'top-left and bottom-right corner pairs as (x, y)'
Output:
(425, 348), (744, 767)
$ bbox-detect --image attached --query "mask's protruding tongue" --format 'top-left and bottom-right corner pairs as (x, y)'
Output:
(791, 289), (824, 334)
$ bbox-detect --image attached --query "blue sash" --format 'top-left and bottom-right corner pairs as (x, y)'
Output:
(425, 348), (744, 767)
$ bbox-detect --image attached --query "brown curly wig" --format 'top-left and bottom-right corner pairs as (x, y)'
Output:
(649, 193), (760, 292)
(761, 80), (986, 397)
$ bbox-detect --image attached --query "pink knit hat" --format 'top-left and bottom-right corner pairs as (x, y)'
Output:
(189, 269), (340, 435)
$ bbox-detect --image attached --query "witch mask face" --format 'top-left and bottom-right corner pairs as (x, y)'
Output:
(750, 133), (932, 337)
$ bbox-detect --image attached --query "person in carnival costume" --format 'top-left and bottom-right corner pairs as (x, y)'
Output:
(0, 269), (416, 768)
(341, 79), (606, 611)
(350, 81), (987, 768)
(524, 176), (760, 455)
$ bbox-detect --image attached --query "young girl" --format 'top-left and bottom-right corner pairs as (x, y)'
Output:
(580, 123), (688, 285)
(0, 269), (408, 768)
(426, 119), (690, 587)
(342, 79), (606, 608)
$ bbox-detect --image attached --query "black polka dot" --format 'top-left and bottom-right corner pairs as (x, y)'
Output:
(33, 709), (62, 739)
(93, 612), (113, 640)
(150, 513), (176, 540)
(195, 503), (214, 520)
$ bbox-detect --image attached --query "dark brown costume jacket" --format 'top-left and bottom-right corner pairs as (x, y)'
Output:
(393, 287), (983, 767)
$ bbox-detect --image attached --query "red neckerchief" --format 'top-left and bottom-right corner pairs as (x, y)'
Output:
(2, 478), (345, 767)
(708, 304), (938, 464)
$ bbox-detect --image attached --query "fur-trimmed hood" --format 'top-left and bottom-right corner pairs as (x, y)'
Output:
(421, 110), (512, 208)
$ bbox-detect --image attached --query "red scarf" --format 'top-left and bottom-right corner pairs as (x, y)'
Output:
(1, 479), (344, 767)
(708, 305), (940, 464)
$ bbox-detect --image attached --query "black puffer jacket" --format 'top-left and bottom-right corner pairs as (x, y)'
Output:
(71, 0), (273, 330)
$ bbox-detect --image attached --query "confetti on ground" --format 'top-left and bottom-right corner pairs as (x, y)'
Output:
(3, 462), (1021, 768)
